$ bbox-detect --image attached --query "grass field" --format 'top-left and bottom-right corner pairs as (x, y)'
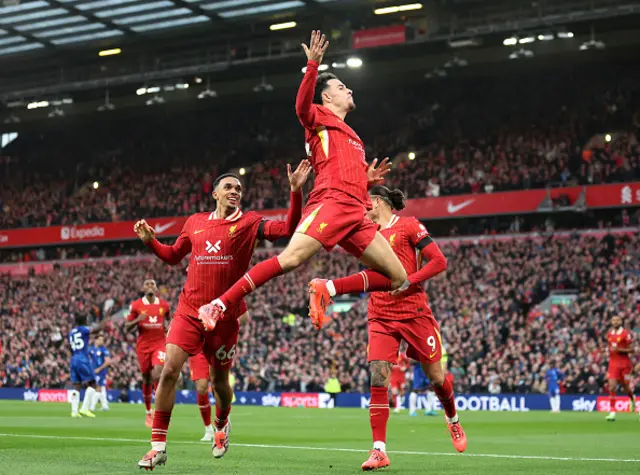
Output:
(0, 401), (638, 474)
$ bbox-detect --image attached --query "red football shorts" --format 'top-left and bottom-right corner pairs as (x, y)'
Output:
(368, 316), (442, 365)
(608, 364), (633, 383)
(189, 352), (210, 382)
(167, 312), (240, 370)
(296, 189), (377, 258)
(136, 343), (166, 374)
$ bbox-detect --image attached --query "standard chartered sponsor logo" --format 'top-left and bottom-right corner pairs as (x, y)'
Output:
(60, 226), (105, 241)
(194, 255), (234, 262)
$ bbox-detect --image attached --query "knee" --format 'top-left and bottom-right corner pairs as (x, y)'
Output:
(195, 380), (209, 395)
(389, 268), (408, 290)
(213, 374), (231, 392)
(160, 363), (181, 383)
(277, 248), (304, 272)
(430, 374), (445, 388)
(369, 361), (391, 388)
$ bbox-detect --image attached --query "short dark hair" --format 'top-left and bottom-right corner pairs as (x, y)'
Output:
(213, 173), (241, 190)
(370, 185), (406, 211)
(314, 72), (338, 105)
(74, 314), (88, 327)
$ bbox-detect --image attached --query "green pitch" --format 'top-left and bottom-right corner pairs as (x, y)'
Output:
(0, 401), (638, 474)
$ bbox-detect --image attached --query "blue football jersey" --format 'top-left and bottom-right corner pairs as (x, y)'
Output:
(545, 368), (563, 389)
(90, 345), (110, 373)
(69, 326), (91, 358)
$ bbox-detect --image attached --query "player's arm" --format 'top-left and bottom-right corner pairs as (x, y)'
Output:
(135, 218), (192, 265)
(296, 31), (329, 128)
(366, 158), (392, 189)
(163, 302), (171, 330)
(88, 320), (107, 334)
(614, 334), (635, 354)
(94, 349), (112, 373)
(258, 161), (310, 241)
(405, 221), (447, 285)
(124, 304), (144, 331)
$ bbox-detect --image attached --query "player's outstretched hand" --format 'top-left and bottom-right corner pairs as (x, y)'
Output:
(134, 219), (155, 243)
(367, 157), (392, 187)
(288, 159), (312, 192)
(301, 30), (329, 64)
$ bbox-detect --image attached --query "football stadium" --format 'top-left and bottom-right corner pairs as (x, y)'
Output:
(0, 0), (639, 473)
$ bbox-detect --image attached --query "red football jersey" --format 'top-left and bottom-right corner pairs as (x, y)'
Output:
(369, 215), (432, 321)
(296, 60), (371, 209)
(147, 195), (300, 321)
(127, 296), (170, 349)
(607, 328), (633, 367)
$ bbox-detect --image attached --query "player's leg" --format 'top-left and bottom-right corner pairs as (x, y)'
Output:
(201, 232), (322, 329)
(99, 382), (110, 411)
(190, 353), (213, 441)
(309, 222), (408, 329)
(424, 387), (438, 416)
(69, 364), (82, 417)
(205, 318), (240, 459)
(139, 314), (202, 470)
(620, 371), (635, 413)
(362, 320), (397, 471)
(80, 380), (97, 418)
(606, 374), (618, 421)
(89, 381), (100, 412)
(404, 317), (466, 452)
(138, 348), (155, 422)
(195, 378), (213, 441)
(211, 366), (233, 458)
(408, 390), (418, 416)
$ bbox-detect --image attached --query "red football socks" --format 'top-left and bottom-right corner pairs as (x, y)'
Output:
(220, 256), (283, 307)
(609, 391), (616, 410)
(369, 386), (390, 443)
(151, 410), (172, 443)
(214, 405), (232, 430)
(142, 383), (153, 412)
(433, 377), (457, 419)
(197, 393), (212, 427)
(331, 270), (393, 295)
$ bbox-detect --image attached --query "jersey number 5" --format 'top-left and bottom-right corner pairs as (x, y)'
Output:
(70, 333), (85, 351)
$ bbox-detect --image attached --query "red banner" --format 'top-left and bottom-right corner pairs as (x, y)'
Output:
(280, 392), (320, 408)
(0, 183), (638, 249)
(596, 396), (639, 413)
(400, 182), (640, 220)
(352, 25), (406, 50)
(0, 209), (287, 250)
(38, 389), (69, 403)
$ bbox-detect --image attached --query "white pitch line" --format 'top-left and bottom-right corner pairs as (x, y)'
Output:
(0, 433), (638, 464)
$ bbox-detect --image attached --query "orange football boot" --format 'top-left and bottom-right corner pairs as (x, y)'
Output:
(137, 449), (167, 470)
(361, 449), (390, 471)
(308, 279), (332, 329)
(448, 421), (468, 453)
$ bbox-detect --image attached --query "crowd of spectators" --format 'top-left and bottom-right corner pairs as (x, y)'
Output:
(1, 60), (639, 229)
(1, 231), (638, 395)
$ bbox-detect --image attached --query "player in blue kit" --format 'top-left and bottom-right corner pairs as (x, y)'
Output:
(89, 334), (112, 412)
(409, 347), (450, 416)
(546, 360), (564, 413)
(68, 314), (102, 418)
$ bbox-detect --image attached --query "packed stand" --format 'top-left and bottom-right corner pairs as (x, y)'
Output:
(1, 231), (638, 394)
(1, 60), (639, 229)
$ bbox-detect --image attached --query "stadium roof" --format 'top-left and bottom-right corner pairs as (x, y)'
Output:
(0, 0), (345, 55)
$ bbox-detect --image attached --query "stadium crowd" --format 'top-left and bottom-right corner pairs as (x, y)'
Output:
(1, 231), (638, 395)
(1, 61), (639, 229)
